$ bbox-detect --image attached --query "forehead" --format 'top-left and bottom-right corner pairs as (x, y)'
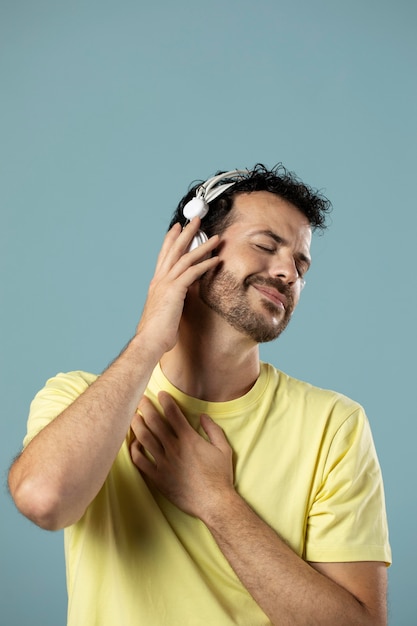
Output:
(227, 191), (312, 243)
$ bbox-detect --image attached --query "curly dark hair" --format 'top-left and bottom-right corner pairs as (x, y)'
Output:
(169, 163), (331, 237)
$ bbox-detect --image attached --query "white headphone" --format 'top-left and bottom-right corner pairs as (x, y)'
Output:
(183, 169), (249, 251)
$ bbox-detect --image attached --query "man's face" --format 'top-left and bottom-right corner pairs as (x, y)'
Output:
(198, 191), (312, 343)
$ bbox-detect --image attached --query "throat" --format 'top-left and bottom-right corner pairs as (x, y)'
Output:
(160, 342), (260, 402)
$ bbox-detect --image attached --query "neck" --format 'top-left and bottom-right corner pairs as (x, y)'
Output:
(160, 313), (261, 403)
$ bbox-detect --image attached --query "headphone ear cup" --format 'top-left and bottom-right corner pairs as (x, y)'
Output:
(188, 230), (209, 251)
(183, 197), (209, 220)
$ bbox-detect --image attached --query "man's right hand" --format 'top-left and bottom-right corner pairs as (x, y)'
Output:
(135, 217), (220, 357)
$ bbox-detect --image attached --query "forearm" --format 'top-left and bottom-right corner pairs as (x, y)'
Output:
(10, 220), (220, 530)
(202, 490), (381, 626)
(8, 333), (161, 530)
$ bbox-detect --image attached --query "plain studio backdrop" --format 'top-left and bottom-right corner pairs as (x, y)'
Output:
(1, 1), (416, 624)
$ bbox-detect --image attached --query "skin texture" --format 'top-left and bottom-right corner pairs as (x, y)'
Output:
(9, 192), (388, 624)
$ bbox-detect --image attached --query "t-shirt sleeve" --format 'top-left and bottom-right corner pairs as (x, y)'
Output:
(23, 371), (98, 448)
(305, 407), (392, 565)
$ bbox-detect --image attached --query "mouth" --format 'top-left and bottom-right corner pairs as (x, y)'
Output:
(252, 285), (287, 310)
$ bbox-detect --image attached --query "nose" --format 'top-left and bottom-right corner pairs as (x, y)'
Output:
(268, 252), (299, 286)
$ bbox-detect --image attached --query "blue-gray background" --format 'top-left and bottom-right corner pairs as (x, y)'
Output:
(1, 1), (416, 624)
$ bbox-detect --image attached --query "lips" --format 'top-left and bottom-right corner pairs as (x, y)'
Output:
(252, 284), (287, 309)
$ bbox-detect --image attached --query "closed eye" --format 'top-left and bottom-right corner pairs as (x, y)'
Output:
(296, 262), (310, 279)
(254, 244), (276, 253)
(254, 245), (309, 277)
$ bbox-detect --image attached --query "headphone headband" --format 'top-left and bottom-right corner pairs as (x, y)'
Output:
(183, 169), (250, 221)
(195, 169), (250, 203)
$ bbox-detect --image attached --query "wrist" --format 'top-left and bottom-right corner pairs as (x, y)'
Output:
(200, 487), (243, 530)
(129, 330), (165, 365)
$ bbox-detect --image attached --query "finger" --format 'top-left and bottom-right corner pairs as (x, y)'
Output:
(130, 439), (158, 478)
(131, 400), (157, 435)
(200, 414), (232, 454)
(129, 436), (143, 463)
(155, 218), (205, 273)
(138, 394), (160, 416)
(157, 391), (190, 436)
(132, 411), (165, 461)
(161, 235), (219, 279)
(171, 252), (220, 287)
(152, 222), (182, 272)
(138, 395), (167, 427)
(159, 218), (221, 274)
(130, 409), (143, 436)
(139, 395), (177, 447)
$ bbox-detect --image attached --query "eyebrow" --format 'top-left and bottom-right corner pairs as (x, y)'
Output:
(250, 229), (312, 269)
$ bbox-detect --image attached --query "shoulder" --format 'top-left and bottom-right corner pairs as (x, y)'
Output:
(40, 370), (98, 392)
(264, 361), (361, 408)
(23, 371), (98, 447)
(261, 362), (366, 431)
(30, 370), (99, 407)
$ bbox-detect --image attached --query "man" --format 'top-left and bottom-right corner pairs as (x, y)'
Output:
(9, 164), (391, 625)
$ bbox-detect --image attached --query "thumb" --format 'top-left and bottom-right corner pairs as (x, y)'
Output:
(200, 414), (230, 452)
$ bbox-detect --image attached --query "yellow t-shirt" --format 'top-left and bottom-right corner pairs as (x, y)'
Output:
(24, 363), (391, 626)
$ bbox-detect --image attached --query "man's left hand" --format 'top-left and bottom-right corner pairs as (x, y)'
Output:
(129, 392), (234, 518)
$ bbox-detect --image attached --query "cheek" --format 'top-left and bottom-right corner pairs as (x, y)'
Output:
(218, 246), (265, 275)
(291, 287), (302, 310)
